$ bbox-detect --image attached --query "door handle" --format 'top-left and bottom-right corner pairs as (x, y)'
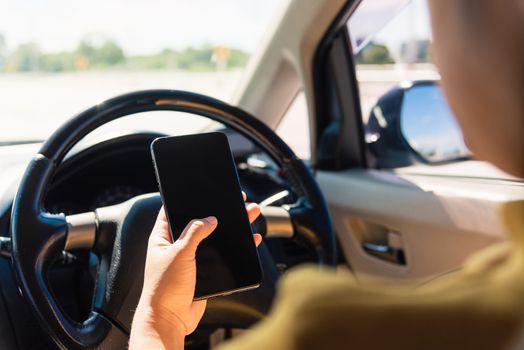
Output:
(362, 241), (406, 265)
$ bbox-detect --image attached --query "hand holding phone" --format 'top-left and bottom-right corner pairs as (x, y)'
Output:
(131, 202), (262, 347)
(150, 132), (263, 299)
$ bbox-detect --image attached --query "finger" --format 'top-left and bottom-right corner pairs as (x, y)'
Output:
(179, 216), (218, 248)
(246, 202), (261, 224)
(253, 233), (262, 247)
(150, 207), (173, 246)
(242, 191), (247, 202)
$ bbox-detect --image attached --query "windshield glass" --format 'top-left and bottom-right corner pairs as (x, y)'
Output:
(0, 0), (283, 142)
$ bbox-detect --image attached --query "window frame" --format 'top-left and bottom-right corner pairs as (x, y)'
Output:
(313, 0), (472, 171)
(312, 0), (368, 171)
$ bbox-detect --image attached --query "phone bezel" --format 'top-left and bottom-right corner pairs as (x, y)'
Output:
(150, 132), (263, 300)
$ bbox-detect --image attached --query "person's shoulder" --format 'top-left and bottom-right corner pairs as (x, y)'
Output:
(280, 265), (352, 289)
(500, 200), (524, 240)
(274, 265), (361, 309)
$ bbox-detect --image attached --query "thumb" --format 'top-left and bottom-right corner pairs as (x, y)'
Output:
(178, 216), (218, 248)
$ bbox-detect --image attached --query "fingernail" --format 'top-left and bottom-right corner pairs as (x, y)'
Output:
(205, 216), (217, 225)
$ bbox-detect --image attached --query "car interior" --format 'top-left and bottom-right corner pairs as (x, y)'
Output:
(1, 0), (523, 349)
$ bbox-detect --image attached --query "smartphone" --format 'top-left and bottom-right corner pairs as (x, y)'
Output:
(150, 132), (262, 299)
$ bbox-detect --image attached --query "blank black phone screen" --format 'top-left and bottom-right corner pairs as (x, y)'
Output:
(151, 132), (262, 299)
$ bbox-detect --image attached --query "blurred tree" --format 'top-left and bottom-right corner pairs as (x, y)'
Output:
(8, 42), (42, 71)
(75, 39), (125, 68)
(96, 41), (125, 66)
(75, 40), (96, 66)
(227, 48), (249, 69)
(355, 42), (395, 65)
(175, 45), (249, 71)
(127, 49), (177, 70)
(0, 33), (6, 70)
(3, 38), (248, 72)
(176, 45), (213, 71)
(40, 52), (75, 72)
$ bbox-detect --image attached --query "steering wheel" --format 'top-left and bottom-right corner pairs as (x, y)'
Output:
(10, 90), (336, 349)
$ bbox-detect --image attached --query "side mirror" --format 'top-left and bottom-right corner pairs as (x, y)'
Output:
(365, 80), (470, 167)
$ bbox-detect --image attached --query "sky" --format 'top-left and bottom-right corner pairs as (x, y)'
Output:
(0, 0), (430, 56)
(0, 0), (283, 55)
(349, 0), (431, 57)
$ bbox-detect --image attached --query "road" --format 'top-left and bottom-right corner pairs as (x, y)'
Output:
(0, 65), (439, 157)
(0, 70), (243, 142)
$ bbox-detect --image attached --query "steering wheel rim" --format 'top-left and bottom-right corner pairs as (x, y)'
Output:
(10, 90), (336, 349)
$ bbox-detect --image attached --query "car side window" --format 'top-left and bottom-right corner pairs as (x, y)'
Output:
(347, 0), (470, 168)
(276, 91), (310, 160)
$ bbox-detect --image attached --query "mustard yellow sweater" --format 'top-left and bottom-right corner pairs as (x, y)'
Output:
(220, 201), (524, 350)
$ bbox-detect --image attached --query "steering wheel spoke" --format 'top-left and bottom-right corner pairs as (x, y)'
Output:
(287, 198), (333, 265)
(65, 212), (97, 251)
(259, 205), (294, 239)
(261, 199), (334, 266)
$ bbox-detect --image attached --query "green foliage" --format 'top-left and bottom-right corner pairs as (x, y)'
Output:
(1, 36), (250, 73)
(40, 52), (75, 72)
(127, 46), (249, 71)
(0, 33), (6, 69)
(75, 40), (125, 68)
(8, 42), (42, 71)
(227, 48), (249, 69)
(127, 49), (178, 70)
(76, 41), (97, 61)
(176, 46), (213, 71)
(95, 41), (125, 66)
(355, 42), (395, 65)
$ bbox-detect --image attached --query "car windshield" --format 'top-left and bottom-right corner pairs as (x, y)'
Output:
(0, 0), (283, 143)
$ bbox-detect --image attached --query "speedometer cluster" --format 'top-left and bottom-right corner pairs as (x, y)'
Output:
(92, 185), (144, 208)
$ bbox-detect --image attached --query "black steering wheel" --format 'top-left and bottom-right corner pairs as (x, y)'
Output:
(10, 90), (336, 349)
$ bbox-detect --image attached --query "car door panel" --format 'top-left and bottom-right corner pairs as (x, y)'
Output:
(318, 169), (524, 280)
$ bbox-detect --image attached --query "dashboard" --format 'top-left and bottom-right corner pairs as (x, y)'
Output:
(45, 133), (160, 215)
(44, 130), (287, 215)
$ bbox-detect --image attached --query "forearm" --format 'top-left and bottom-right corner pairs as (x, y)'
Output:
(130, 304), (185, 350)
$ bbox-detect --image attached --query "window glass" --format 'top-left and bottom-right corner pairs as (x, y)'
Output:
(349, 0), (437, 123)
(347, 0), (470, 166)
(276, 91), (310, 160)
(0, 0), (283, 143)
